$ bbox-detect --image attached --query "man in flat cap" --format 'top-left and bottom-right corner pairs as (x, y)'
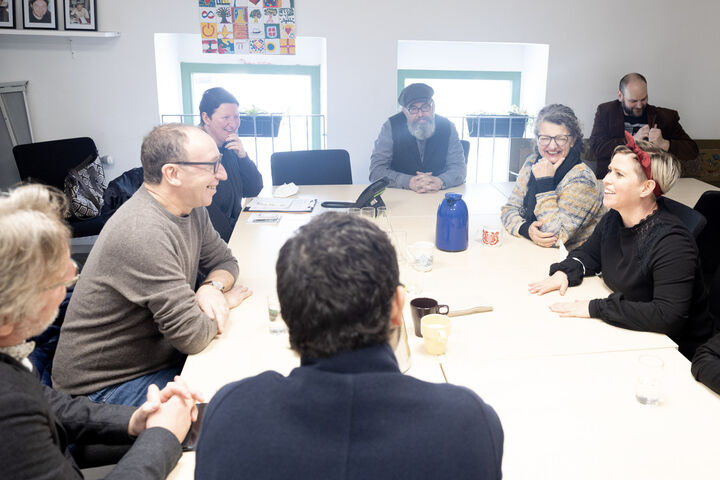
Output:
(369, 83), (466, 193)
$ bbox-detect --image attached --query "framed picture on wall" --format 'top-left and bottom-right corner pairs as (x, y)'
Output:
(22, 0), (57, 29)
(0, 0), (16, 29)
(63, 0), (95, 31)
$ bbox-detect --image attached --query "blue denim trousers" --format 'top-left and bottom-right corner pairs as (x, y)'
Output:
(86, 365), (184, 407)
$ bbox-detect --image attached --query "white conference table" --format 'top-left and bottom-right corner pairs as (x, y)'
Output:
(170, 179), (720, 479)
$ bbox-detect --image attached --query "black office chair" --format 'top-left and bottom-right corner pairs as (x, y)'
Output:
(662, 196), (706, 239)
(270, 149), (352, 186)
(13, 137), (106, 237)
(694, 191), (720, 283)
(460, 140), (470, 164)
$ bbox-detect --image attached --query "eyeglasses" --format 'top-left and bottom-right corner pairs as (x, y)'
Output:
(45, 260), (80, 291)
(406, 103), (433, 115)
(537, 135), (572, 147)
(172, 154), (223, 174)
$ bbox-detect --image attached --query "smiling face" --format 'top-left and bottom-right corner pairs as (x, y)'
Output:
(602, 152), (648, 211)
(536, 121), (575, 165)
(175, 129), (228, 213)
(202, 102), (241, 146)
(618, 80), (648, 118)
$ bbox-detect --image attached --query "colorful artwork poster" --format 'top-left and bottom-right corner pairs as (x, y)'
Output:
(279, 38), (295, 54)
(218, 38), (235, 54)
(201, 0), (295, 55)
(233, 23), (249, 39)
(264, 23), (280, 39)
(250, 39), (265, 54)
(278, 8), (294, 23)
(217, 23), (233, 40)
(235, 39), (249, 54)
(263, 7), (278, 23)
(280, 23), (295, 39)
(265, 39), (280, 54)
(203, 39), (218, 53)
(200, 22), (217, 39)
(199, 8), (216, 23)
(233, 7), (248, 24)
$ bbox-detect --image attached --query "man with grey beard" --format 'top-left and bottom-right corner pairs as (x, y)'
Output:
(369, 83), (466, 193)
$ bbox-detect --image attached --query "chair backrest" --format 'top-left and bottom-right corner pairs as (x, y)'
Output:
(460, 140), (470, 164)
(271, 149), (352, 186)
(694, 190), (720, 280)
(13, 137), (98, 190)
(663, 196), (706, 238)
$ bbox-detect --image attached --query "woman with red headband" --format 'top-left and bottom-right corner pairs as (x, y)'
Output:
(528, 132), (712, 359)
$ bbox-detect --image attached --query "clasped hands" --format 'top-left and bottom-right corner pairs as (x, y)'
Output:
(409, 171), (443, 193)
(634, 124), (669, 151)
(128, 376), (204, 443)
(527, 271), (590, 318)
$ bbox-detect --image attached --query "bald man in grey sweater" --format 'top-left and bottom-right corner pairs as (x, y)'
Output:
(53, 124), (252, 406)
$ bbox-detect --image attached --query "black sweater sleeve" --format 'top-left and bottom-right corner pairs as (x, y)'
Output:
(549, 212), (606, 285)
(237, 154), (264, 197)
(691, 333), (720, 395)
(588, 229), (697, 335)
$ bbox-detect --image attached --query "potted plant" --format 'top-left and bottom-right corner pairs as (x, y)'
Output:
(238, 106), (283, 137)
(465, 106), (530, 138)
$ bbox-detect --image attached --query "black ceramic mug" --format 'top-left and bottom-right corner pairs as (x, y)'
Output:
(410, 297), (449, 337)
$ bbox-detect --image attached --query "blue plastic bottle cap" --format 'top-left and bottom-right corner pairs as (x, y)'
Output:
(445, 193), (462, 200)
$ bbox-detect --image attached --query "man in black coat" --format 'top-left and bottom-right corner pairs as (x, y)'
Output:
(589, 72), (698, 175)
(0, 184), (200, 479)
(196, 213), (504, 479)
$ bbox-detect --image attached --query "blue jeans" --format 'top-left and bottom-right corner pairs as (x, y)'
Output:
(86, 365), (183, 407)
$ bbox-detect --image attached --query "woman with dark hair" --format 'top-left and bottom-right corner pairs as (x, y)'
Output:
(199, 87), (264, 241)
(529, 135), (712, 359)
(501, 104), (605, 250)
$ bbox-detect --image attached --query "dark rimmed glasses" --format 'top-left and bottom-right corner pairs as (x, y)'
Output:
(406, 103), (433, 115)
(536, 135), (572, 147)
(172, 154), (223, 174)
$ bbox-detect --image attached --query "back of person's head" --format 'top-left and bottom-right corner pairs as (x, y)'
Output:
(0, 184), (70, 328)
(199, 87), (239, 125)
(276, 213), (399, 358)
(612, 140), (681, 194)
(141, 123), (194, 184)
(618, 72), (647, 94)
(533, 103), (585, 156)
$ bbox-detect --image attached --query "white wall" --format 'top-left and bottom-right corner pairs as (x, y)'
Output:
(1, 0), (718, 181)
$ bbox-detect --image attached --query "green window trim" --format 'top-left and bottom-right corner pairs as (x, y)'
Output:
(180, 63), (322, 149)
(397, 69), (521, 109)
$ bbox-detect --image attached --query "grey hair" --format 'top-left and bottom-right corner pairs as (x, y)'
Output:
(533, 103), (585, 156)
(0, 184), (70, 328)
(141, 123), (196, 184)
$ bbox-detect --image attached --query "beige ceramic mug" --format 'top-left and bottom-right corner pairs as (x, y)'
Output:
(420, 313), (451, 355)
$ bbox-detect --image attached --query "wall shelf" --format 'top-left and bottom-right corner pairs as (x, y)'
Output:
(0, 30), (120, 38)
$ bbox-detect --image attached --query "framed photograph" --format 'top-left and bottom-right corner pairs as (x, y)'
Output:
(0, 0), (16, 29)
(22, 0), (56, 29)
(63, 0), (95, 31)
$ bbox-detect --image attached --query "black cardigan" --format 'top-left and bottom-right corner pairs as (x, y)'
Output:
(550, 199), (712, 359)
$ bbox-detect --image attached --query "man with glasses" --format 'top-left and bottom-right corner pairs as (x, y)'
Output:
(589, 72), (698, 176)
(54, 124), (252, 406)
(370, 83), (466, 193)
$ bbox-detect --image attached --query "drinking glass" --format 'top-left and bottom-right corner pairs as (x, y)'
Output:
(361, 207), (375, 220)
(348, 207), (361, 216)
(635, 354), (663, 405)
(267, 293), (287, 335)
(375, 206), (392, 233)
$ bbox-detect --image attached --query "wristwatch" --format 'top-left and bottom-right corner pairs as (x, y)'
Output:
(201, 280), (225, 292)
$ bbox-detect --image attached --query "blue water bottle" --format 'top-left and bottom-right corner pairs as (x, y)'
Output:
(435, 193), (468, 252)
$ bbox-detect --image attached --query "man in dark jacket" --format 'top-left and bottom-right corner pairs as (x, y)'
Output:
(0, 183), (200, 479)
(589, 72), (698, 175)
(196, 213), (504, 479)
(370, 83), (467, 192)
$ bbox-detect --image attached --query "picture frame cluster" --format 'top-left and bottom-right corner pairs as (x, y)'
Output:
(0, 0), (97, 31)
